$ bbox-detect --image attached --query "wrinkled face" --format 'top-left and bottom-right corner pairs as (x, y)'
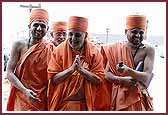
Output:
(126, 28), (145, 46)
(52, 30), (67, 45)
(68, 29), (87, 50)
(29, 20), (48, 40)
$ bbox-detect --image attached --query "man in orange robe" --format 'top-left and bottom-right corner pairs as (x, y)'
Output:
(47, 16), (110, 111)
(6, 9), (53, 111)
(50, 21), (67, 46)
(101, 13), (155, 111)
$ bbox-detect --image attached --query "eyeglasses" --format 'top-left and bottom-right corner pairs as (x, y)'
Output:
(68, 32), (82, 37)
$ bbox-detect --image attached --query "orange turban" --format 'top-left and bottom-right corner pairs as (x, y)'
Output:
(29, 8), (49, 24)
(126, 14), (146, 30)
(68, 16), (88, 32)
(51, 21), (67, 32)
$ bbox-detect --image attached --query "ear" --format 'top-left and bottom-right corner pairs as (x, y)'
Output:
(50, 32), (54, 37)
(28, 24), (31, 29)
(85, 32), (88, 39)
(125, 29), (128, 35)
(47, 26), (49, 31)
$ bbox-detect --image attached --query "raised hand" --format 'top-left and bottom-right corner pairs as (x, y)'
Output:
(75, 55), (84, 72)
(69, 55), (79, 73)
(75, 55), (80, 65)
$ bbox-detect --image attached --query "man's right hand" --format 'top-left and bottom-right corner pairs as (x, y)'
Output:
(70, 55), (80, 73)
(70, 62), (77, 73)
(24, 89), (41, 102)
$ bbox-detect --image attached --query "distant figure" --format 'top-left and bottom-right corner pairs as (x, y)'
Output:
(7, 9), (53, 111)
(47, 16), (110, 111)
(101, 13), (155, 111)
(4, 54), (9, 71)
(50, 21), (67, 46)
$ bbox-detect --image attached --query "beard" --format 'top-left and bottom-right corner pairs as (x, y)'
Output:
(132, 39), (141, 45)
(129, 36), (143, 46)
(69, 40), (84, 50)
(31, 30), (46, 40)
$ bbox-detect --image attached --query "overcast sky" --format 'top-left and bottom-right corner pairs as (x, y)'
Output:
(2, 2), (166, 49)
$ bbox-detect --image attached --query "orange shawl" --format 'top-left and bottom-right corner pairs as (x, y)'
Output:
(101, 42), (142, 110)
(47, 39), (110, 111)
(7, 40), (53, 111)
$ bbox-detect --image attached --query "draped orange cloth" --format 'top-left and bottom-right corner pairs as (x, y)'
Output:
(68, 16), (88, 32)
(7, 40), (53, 111)
(51, 21), (67, 32)
(101, 42), (153, 111)
(47, 39), (110, 111)
(126, 14), (146, 30)
(29, 8), (49, 24)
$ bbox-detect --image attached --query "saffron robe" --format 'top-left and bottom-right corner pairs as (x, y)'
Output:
(101, 42), (153, 111)
(7, 40), (53, 111)
(47, 39), (110, 111)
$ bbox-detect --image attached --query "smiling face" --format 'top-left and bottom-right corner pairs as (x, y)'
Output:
(51, 30), (67, 45)
(68, 29), (87, 50)
(126, 28), (145, 46)
(29, 20), (48, 40)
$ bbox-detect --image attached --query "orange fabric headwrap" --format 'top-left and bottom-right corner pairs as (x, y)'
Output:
(51, 21), (67, 32)
(126, 14), (146, 30)
(29, 8), (49, 24)
(68, 16), (88, 32)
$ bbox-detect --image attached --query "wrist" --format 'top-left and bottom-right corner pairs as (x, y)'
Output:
(125, 66), (131, 74)
(68, 66), (75, 74)
(78, 66), (84, 73)
(22, 87), (28, 94)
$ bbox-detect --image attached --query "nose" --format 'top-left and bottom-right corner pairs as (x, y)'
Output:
(37, 25), (42, 30)
(72, 35), (77, 41)
(60, 34), (65, 39)
(135, 33), (140, 38)
(58, 35), (65, 42)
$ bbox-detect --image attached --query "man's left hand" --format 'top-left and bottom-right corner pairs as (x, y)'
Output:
(116, 63), (129, 74)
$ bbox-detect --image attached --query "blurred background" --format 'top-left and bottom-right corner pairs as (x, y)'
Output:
(2, 2), (166, 113)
